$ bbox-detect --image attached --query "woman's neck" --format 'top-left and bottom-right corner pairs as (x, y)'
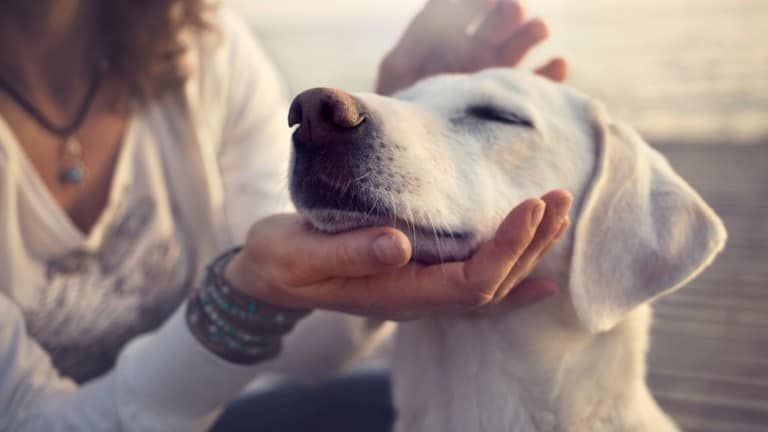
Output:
(0, 0), (100, 104)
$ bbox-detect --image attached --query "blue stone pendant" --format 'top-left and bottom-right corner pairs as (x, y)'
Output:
(61, 138), (85, 185)
(62, 165), (85, 184)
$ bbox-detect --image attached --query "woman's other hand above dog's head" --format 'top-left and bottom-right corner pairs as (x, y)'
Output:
(376, 0), (567, 95)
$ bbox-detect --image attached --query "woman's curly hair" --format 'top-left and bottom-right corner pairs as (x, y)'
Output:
(103, 0), (216, 104)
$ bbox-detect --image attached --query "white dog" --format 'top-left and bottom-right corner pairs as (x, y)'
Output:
(288, 69), (727, 432)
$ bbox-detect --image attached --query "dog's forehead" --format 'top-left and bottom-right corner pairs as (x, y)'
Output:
(395, 69), (568, 113)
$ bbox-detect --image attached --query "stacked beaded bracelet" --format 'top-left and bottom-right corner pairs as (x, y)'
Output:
(186, 247), (311, 365)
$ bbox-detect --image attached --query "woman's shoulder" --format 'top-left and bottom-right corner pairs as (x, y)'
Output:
(195, 8), (270, 67)
(176, 7), (288, 152)
(184, 7), (286, 110)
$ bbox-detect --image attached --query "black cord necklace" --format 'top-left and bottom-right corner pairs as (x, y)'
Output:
(0, 61), (107, 185)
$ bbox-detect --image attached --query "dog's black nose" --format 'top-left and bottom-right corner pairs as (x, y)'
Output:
(288, 88), (367, 148)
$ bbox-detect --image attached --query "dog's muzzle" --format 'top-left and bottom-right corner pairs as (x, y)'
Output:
(288, 88), (382, 215)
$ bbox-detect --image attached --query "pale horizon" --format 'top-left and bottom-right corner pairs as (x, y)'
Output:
(227, 0), (768, 144)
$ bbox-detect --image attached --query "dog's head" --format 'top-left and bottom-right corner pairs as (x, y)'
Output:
(288, 69), (726, 332)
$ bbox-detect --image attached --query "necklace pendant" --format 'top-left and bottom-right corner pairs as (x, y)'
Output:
(65, 137), (83, 157)
(61, 137), (86, 185)
(61, 164), (85, 185)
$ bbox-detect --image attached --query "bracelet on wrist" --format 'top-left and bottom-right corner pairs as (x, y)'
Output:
(186, 246), (311, 365)
(187, 291), (282, 364)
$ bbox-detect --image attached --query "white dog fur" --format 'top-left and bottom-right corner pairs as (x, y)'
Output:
(293, 69), (727, 432)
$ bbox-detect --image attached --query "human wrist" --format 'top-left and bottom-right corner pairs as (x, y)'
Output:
(222, 249), (251, 296)
(187, 247), (311, 365)
(223, 245), (310, 310)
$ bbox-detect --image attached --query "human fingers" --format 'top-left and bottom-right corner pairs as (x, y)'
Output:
(456, 1), (528, 73)
(293, 263), (468, 319)
(417, 48), (461, 79)
(242, 214), (412, 286)
(492, 190), (572, 302)
(389, 0), (495, 62)
(377, 0), (491, 94)
(298, 261), (555, 320)
(497, 18), (549, 67)
(407, 0), (500, 76)
(302, 198), (546, 317)
(527, 189), (572, 262)
(472, 0), (526, 46)
(461, 198), (546, 295)
(423, 0), (498, 38)
(534, 57), (568, 82)
(537, 216), (570, 258)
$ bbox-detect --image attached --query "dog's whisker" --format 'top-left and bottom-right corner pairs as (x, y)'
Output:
(389, 193), (398, 228)
(436, 217), (454, 243)
(337, 173), (353, 197)
(405, 202), (417, 248)
(353, 172), (371, 182)
(426, 212), (448, 277)
(366, 194), (380, 218)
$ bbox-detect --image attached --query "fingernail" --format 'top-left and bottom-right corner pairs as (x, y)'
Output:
(529, 200), (545, 228)
(373, 234), (408, 265)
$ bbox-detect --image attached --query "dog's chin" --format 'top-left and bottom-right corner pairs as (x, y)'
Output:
(300, 208), (478, 265)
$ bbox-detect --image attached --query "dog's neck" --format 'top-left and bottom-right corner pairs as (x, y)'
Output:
(391, 250), (678, 432)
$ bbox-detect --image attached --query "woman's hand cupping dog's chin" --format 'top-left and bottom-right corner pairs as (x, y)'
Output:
(224, 190), (572, 321)
(376, 0), (568, 95)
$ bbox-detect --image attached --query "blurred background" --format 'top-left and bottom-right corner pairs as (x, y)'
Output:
(228, 1), (767, 431)
(229, 0), (767, 145)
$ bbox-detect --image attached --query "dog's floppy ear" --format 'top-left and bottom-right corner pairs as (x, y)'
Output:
(569, 102), (727, 332)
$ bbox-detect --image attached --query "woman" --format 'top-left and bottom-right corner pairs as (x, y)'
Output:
(0, 0), (571, 430)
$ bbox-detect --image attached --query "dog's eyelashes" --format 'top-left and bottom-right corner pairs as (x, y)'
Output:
(467, 106), (533, 128)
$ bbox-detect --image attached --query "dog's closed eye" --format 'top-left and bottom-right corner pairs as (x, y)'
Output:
(467, 106), (534, 128)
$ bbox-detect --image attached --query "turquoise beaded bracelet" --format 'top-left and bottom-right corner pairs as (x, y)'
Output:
(186, 247), (311, 364)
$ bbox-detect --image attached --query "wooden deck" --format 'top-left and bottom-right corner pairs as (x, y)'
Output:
(647, 142), (768, 432)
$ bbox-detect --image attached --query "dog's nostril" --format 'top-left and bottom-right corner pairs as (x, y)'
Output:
(344, 111), (367, 128)
(320, 101), (335, 127)
(320, 96), (366, 129)
(289, 87), (368, 150)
